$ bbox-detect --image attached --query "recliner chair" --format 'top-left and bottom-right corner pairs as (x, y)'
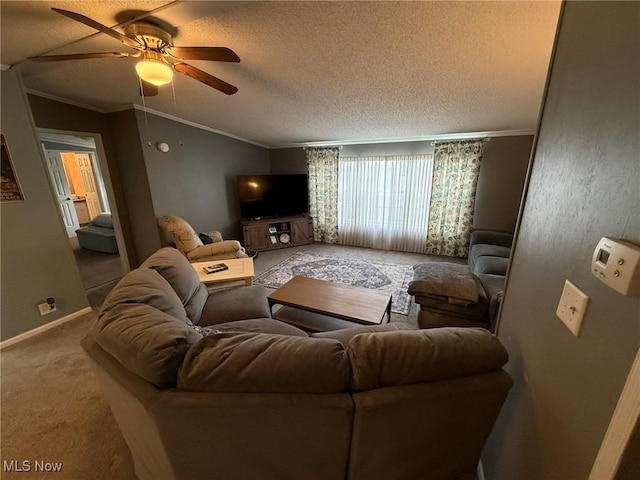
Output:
(158, 215), (248, 262)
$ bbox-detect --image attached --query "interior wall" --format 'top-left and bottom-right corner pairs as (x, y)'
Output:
(1, 70), (88, 341)
(106, 109), (157, 266)
(473, 135), (533, 233)
(269, 147), (307, 174)
(136, 111), (269, 243)
(269, 135), (532, 235)
(484, 2), (639, 479)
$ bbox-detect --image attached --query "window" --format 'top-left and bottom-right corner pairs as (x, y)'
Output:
(338, 154), (433, 253)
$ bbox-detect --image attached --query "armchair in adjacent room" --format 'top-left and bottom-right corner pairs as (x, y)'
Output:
(158, 215), (248, 262)
(76, 212), (118, 254)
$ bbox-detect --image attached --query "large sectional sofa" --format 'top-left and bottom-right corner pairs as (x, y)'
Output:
(82, 246), (513, 480)
(409, 230), (514, 331)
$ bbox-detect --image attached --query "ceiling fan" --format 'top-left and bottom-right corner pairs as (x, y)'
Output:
(29, 8), (240, 96)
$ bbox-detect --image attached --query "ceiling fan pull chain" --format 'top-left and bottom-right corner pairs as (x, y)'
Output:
(139, 78), (152, 147)
(171, 81), (184, 147)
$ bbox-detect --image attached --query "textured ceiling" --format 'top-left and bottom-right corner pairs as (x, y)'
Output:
(1, 1), (561, 148)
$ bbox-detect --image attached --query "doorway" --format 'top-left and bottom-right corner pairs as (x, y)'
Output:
(40, 131), (127, 307)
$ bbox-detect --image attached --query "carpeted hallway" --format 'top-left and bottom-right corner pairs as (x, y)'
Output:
(68, 235), (124, 309)
(0, 243), (455, 479)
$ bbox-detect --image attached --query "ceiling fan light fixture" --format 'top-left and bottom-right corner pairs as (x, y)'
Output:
(135, 51), (173, 86)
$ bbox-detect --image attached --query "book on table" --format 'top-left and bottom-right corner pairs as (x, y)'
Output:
(203, 263), (229, 274)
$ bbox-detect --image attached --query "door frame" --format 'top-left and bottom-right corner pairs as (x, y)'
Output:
(38, 128), (130, 274)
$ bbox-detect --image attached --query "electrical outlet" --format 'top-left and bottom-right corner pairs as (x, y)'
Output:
(556, 280), (589, 336)
(37, 302), (56, 316)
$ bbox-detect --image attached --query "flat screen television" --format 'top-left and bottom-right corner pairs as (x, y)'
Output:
(237, 174), (309, 219)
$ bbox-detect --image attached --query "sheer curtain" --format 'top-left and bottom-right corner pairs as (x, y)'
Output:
(425, 139), (486, 257)
(338, 154), (433, 253)
(305, 147), (340, 243)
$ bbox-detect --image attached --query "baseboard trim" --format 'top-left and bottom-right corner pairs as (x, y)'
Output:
(0, 307), (93, 350)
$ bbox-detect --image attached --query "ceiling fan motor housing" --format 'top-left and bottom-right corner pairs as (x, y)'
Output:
(124, 22), (173, 50)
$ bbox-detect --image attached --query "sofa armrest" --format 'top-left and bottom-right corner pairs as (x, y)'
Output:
(186, 240), (242, 261)
(347, 327), (509, 391)
(469, 230), (514, 249)
(199, 285), (273, 325)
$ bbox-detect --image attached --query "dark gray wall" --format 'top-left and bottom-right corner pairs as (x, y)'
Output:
(484, 2), (639, 479)
(270, 135), (532, 235)
(136, 111), (269, 243)
(106, 109), (157, 266)
(1, 71), (88, 341)
(473, 135), (533, 233)
(269, 147), (307, 174)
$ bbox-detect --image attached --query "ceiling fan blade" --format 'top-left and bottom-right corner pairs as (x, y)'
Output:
(139, 80), (159, 97)
(29, 52), (130, 62)
(174, 63), (238, 95)
(52, 8), (141, 49)
(168, 47), (240, 62)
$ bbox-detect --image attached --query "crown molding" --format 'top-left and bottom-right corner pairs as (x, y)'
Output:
(24, 89), (106, 113)
(107, 104), (270, 149)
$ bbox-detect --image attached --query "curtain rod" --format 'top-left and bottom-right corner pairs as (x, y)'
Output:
(430, 138), (491, 146)
(303, 145), (343, 150)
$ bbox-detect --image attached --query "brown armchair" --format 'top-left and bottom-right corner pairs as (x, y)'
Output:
(158, 215), (248, 262)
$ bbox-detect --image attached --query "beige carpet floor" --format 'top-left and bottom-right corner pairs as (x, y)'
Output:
(0, 243), (456, 479)
(69, 235), (123, 291)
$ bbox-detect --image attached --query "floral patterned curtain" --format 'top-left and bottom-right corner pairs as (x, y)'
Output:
(305, 147), (340, 243)
(425, 139), (486, 257)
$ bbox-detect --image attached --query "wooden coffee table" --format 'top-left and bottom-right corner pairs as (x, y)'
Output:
(268, 276), (392, 332)
(192, 257), (254, 288)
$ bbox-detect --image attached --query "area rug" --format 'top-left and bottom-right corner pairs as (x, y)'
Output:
(254, 252), (414, 315)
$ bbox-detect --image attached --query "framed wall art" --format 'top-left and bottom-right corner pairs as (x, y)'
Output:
(1, 134), (25, 202)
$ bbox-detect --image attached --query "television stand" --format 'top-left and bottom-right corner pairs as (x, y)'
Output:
(241, 215), (313, 252)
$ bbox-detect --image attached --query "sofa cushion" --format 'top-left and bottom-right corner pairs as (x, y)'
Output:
(312, 323), (409, 346)
(473, 255), (509, 276)
(198, 233), (214, 245)
(468, 244), (511, 274)
(90, 212), (114, 228)
(470, 244), (511, 260)
(99, 268), (188, 323)
(199, 285), (272, 326)
(77, 225), (115, 237)
(409, 262), (480, 304)
(469, 230), (513, 249)
(477, 273), (506, 300)
(95, 303), (202, 388)
(347, 327), (508, 392)
(141, 247), (208, 323)
(178, 332), (350, 393)
(212, 318), (308, 337)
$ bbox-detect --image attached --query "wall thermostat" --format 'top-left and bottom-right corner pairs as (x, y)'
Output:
(592, 237), (640, 295)
(156, 142), (170, 153)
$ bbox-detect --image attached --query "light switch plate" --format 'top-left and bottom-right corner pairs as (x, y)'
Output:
(556, 280), (589, 336)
